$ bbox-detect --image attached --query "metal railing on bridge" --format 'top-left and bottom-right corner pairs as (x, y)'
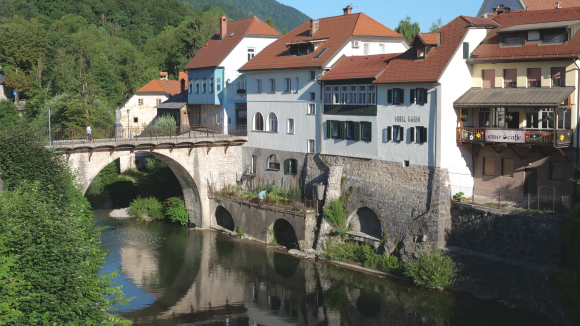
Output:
(44, 125), (247, 146)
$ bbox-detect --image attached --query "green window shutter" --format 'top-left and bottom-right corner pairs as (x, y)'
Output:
(340, 121), (346, 140)
(410, 127), (415, 142)
(291, 159), (297, 174)
(388, 89), (393, 104)
(354, 122), (361, 141)
(422, 127), (428, 143)
(386, 126), (392, 141)
(463, 42), (469, 59)
(422, 89), (428, 104)
(284, 159), (289, 175)
(400, 127), (404, 141)
(410, 89), (415, 104)
(326, 120), (332, 138)
(368, 122), (372, 142)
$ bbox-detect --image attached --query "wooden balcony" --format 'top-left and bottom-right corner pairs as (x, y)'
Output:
(456, 127), (573, 147)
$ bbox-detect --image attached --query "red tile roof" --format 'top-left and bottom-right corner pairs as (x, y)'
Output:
(137, 74), (187, 95)
(372, 16), (491, 84)
(524, 0), (580, 10)
(471, 8), (580, 62)
(418, 33), (439, 45)
(239, 13), (403, 71)
(319, 53), (400, 81)
(185, 17), (280, 70)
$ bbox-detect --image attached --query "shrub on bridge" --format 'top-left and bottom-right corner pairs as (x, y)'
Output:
(403, 250), (455, 290)
(164, 197), (189, 226)
(129, 196), (164, 219)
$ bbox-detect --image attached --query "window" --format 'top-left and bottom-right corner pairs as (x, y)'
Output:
(483, 157), (495, 176)
(416, 88), (428, 105)
(358, 85), (367, 104)
(324, 86), (332, 104)
(528, 31), (540, 41)
(256, 79), (262, 93)
(284, 159), (298, 175)
(251, 155), (257, 173)
(504, 69), (517, 88)
(196, 79), (200, 93)
(543, 31), (567, 43)
(368, 85), (376, 104)
(502, 158), (514, 177)
(269, 79), (275, 92)
(267, 113), (278, 132)
(210, 78), (214, 93)
(327, 120), (341, 139)
(404, 160), (410, 167)
(309, 71), (316, 80)
(202, 78), (207, 93)
(295, 77), (299, 92)
(392, 125), (403, 141)
(341, 85), (348, 104)
(313, 47), (328, 59)
(156, 98), (162, 105)
(503, 35), (525, 45)
(363, 43), (370, 55)
(416, 126), (427, 143)
(558, 108), (572, 129)
(307, 103), (315, 115)
(333, 86), (340, 104)
(528, 68), (541, 87)
(217, 78), (221, 92)
(284, 78), (291, 93)
(307, 139), (315, 153)
(478, 107), (505, 128)
(388, 88), (403, 105)
(267, 154), (280, 170)
(482, 69), (495, 88)
(550, 161), (563, 180)
(247, 48), (255, 61)
(287, 118), (295, 134)
(253, 112), (264, 131)
(526, 108), (554, 129)
(133, 117), (139, 123)
(360, 122), (372, 141)
(345, 121), (355, 140)
(349, 85), (357, 104)
(379, 44), (385, 54)
(138, 98), (143, 106)
(309, 92), (315, 100)
(463, 42), (469, 59)
(417, 45), (425, 58)
(237, 79), (245, 93)
(552, 67), (566, 87)
(188, 79), (193, 93)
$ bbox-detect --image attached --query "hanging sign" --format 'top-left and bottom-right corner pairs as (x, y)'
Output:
(485, 129), (525, 143)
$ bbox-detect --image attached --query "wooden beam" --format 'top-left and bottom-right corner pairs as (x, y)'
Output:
(557, 148), (571, 162)
(490, 145), (501, 155)
(169, 144), (175, 153)
(150, 145), (156, 153)
(462, 143), (473, 155)
(508, 146), (523, 160)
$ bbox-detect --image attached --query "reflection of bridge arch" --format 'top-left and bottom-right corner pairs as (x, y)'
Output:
(272, 219), (298, 249)
(347, 207), (382, 239)
(215, 206), (234, 231)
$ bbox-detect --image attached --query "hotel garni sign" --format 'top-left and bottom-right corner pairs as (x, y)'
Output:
(485, 129), (525, 143)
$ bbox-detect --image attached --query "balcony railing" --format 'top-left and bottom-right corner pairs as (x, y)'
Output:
(456, 127), (573, 147)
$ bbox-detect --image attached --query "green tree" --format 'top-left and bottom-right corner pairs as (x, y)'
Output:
(395, 16), (420, 43)
(0, 0), (14, 19)
(266, 17), (278, 32)
(0, 100), (20, 128)
(429, 17), (443, 33)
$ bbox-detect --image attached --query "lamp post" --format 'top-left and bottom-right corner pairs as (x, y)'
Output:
(126, 108), (130, 138)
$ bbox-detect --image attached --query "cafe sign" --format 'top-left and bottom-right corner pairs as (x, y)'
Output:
(485, 129), (525, 143)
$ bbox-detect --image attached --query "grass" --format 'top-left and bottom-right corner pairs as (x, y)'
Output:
(325, 240), (400, 274)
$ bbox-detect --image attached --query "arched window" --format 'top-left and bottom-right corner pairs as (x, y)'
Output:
(254, 112), (264, 131)
(267, 112), (278, 132)
(267, 154), (280, 170)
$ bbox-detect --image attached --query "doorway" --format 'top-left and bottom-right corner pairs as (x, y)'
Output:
(524, 168), (537, 195)
(507, 112), (519, 129)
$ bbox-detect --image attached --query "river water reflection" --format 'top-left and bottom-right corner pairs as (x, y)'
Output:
(95, 210), (558, 326)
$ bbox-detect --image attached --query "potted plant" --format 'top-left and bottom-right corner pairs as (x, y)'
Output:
(507, 114), (513, 122)
(461, 114), (468, 121)
(498, 114), (504, 120)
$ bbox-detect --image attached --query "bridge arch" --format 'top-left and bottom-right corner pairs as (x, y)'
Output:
(214, 206), (235, 231)
(347, 207), (382, 239)
(271, 219), (298, 249)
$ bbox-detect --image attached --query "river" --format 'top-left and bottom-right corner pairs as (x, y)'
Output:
(94, 210), (558, 326)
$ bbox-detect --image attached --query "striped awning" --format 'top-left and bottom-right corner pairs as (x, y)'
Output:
(453, 87), (575, 108)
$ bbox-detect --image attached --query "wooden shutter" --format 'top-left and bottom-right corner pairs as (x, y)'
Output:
(284, 159), (290, 175)
(422, 89), (428, 104)
(326, 120), (332, 138)
(291, 159), (298, 175)
(422, 127), (427, 143)
(386, 126), (392, 141)
(482, 69), (495, 88)
(504, 69), (517, 84)
(399, 127), (404, 141)
(463, 42), (469, 59)
(340, 121), (346, 140)
(387, 89), (393, 104)
(483, 157), (495, 176)
(410, 89), (415, 104)
(527, 68), (541, 82)
(409, 127), (415, 142)
(367, 122), (372, 142)
(551, 67), (565, 86)
(354, 122), (361, 141)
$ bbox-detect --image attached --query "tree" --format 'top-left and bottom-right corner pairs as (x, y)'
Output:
(266, 18), (278, 32)
(0, 100), (20, 129)
(429, 18), (443, 33)
(395, 16), (420, 43)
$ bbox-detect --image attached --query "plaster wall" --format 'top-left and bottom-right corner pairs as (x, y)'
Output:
(119, 92), (170, 129)
(326, 36), (409, 67)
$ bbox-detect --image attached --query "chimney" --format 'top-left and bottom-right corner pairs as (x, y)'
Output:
(493, 4), (511, 14)
(343, 5), (352, 15)
(220, 14), (227, 40)
(310, 19), (320, 37)
(180, 78), (185, 93)
(160, 72), (168, 81)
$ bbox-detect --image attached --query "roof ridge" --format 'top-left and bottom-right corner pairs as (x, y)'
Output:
(350, 12), (362, 37)
(356, 12), (404, 38)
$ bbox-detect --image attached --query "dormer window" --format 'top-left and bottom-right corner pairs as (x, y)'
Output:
(500, 28), (569, 46)
(417, 45), (425, 58)
(289, 44), (314, 56)
(503, 35), (525, 45)
(543, 30), (567, 43)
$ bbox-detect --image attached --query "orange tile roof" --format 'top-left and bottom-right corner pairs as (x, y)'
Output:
(137, 79), (182, 95)
(524, 0), (580, 10)
(178, 72), (187, 82)
(319, 53), (400, 81)
(185, 16), (280, 70)
(373, 16), (496, 84)
(471, 8), (580, 62)
(419, 33), (439, 45)
(239, 13), (404, 71)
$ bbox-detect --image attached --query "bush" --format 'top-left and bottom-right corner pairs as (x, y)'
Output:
(237, 227), (244, 237)
(129, 196), (164, 219)
(452, 192), (465, 201)
(556, 205), (580, 322)
(323, 198), (346, 228)
(164, 197), (189, 225)
(325, 241), (399, 273)
(404, 250), (455, 290)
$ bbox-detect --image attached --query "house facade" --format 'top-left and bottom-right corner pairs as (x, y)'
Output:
(458, 8), (580, 197)
(239, 6), (409, 177)
(478, 0), (580, 17)
(184, 15), (281, 133)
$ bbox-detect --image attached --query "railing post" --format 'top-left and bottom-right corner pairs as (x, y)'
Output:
(527, 193), (530, 211)
(472, 186), (475, 204)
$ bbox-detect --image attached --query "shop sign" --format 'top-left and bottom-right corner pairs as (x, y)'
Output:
(485, 129), (525, 143)
(238, 110), (247, 118)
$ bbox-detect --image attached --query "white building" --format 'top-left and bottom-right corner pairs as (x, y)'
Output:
(319, 16), (498, 193)
(239, 6), (409, 177)
(184, 15), (281, 133)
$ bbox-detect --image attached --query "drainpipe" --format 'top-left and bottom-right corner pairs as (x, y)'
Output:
(430, 83), (440, 168)
(318, 71), (324, 155)
(574, 59), (580, 167)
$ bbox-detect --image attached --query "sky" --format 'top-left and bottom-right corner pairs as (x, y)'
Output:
(277, 0), (484, 32)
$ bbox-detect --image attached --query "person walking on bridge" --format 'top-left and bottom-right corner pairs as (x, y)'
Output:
(86, 124), (92, 142)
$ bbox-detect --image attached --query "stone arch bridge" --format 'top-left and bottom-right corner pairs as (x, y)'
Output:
(51, 134), (247, 228)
